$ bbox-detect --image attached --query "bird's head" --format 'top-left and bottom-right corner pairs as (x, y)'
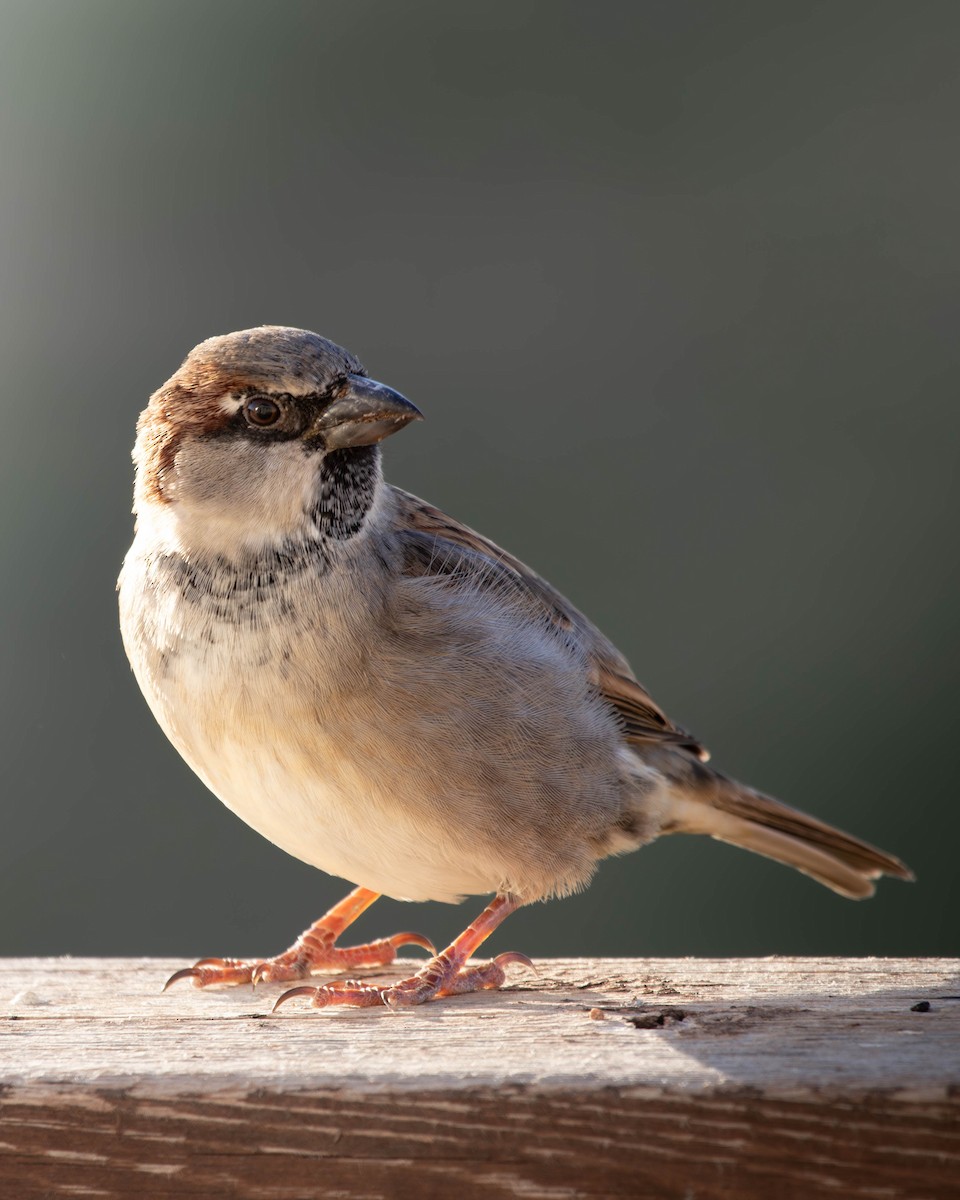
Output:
(132, 326), (421, 555)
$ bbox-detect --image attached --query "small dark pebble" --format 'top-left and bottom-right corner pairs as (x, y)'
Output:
(910, 1001), (932, 1013)
(628, 1007), (687, 1029)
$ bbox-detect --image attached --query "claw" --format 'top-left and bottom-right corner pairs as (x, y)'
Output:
(273, 985), (321, 1013)
(249, 962), (269, 988)
(389, 931), (436, 955)
(494, 951), (537, 975)
(162, 967), (201, 992)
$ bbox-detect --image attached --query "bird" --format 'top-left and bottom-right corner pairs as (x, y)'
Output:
(118, 325), (912, 1012)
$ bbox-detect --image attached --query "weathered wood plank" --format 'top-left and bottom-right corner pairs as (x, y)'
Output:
(1, 957), (957, 1198)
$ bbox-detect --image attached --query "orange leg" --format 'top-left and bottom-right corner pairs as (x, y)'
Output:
(163, 887), (434, 990)
(273, 892), (533, 1012)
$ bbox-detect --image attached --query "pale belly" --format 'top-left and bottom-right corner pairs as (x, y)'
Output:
(120, 543), (632, 905)
(185, 721), (502, 903)
(135, 639), (507, 903)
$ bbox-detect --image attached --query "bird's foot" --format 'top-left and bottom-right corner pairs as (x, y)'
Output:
(163, 928), (434, 991)
(163, 887), (434, 991)
(273, 950), (534, 1011)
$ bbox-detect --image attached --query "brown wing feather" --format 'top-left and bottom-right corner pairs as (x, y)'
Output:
(391, 488), (708, 760)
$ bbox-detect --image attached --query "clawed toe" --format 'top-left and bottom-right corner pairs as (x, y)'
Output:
(160, 886), (437, 993)
(163, 892), (527, 1013)
(273, 981), (386, 1011)
(271, 949), (535, 1012)
(162, 966), (204, 991)
(272, 984), (332, 1011)
(162, 959), (262, 991)
(437, 951), (536, 998)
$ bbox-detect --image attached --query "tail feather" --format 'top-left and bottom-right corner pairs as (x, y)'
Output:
(664, 768), (913, 899)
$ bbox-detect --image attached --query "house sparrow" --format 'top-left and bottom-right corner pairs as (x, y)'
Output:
(118, 326), (912, 1011)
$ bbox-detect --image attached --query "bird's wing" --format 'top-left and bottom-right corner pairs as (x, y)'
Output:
(390, 487), (708, 760)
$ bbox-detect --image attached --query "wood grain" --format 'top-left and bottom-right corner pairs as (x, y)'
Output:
(1, 957), (957, 1198)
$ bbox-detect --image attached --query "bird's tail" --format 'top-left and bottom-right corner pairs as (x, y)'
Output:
(659, 760), (913, 898)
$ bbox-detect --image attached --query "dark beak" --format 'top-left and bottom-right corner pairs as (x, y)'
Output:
(313, 374), (423, 449)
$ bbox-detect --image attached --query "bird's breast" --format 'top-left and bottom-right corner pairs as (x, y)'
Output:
(118, 534), (631, 902)
(118, 540), (503, 899)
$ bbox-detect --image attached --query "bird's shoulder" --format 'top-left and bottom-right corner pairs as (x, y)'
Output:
(386, 487), (708, 760)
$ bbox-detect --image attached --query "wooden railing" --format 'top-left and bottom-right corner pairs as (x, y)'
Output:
(1, 957), (957, 1198)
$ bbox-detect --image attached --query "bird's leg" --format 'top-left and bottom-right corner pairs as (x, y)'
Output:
(164, 886), (434, 990)
(273, 892), (533, 1012)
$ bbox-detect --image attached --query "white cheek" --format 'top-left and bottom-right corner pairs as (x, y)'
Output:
(160, 438), (320, 554)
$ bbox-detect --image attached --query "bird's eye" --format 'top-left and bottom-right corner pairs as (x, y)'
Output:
(243, 397), (282, 427)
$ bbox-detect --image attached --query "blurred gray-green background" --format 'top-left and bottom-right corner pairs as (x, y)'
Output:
(1, 1), (956, 962)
